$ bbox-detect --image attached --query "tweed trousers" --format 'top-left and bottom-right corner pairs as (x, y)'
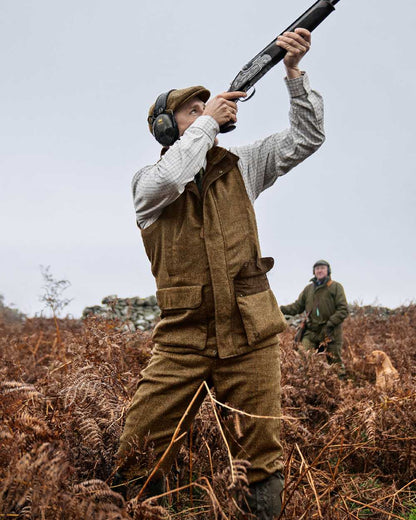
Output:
(117, 342), (283, 485)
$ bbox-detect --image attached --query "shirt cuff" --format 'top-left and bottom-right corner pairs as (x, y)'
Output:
(284, 71), (311, 98)
(190, 115), (219, 139)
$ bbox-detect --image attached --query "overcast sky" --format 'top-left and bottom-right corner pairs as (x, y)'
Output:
(1, 0), (415, 318)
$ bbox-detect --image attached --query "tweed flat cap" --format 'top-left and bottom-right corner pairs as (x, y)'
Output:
(147, 86), (210, 133)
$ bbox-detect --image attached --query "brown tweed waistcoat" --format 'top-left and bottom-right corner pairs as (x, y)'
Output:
(141, 146), (286, 358)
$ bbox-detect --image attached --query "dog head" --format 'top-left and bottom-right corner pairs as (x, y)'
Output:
(366, 350), (386, 366)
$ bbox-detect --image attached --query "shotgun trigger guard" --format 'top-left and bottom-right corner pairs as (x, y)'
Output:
(240, 87), (255, 102)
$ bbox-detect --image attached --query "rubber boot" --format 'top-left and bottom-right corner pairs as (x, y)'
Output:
(243, 471), (284, 519)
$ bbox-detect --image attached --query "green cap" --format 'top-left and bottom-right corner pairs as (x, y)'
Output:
(313, 259), (331, 275)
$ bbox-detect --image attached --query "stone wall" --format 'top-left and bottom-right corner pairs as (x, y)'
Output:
(82, 296), (398, 333)
(82, 295), (160, 331)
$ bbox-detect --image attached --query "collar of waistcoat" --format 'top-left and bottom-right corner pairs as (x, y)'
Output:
(204, 146), (239, 176)
(206, 145), (238, 166)
(203, 147), (239, 194)
(185, 146), (239, 197)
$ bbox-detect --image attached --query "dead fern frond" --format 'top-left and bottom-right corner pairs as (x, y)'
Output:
(1, 380), (42, 400)
(225, 459), (250, 492)
(127, 498), (171, 520)
(0, 442), (69, 517)
(14, 411), (51, 438)
(77, 416), (104, 447)
(73, 479), (125, 508)
(363, 405), (377, 444)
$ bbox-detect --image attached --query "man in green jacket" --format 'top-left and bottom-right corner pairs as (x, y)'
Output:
(280, 260), (348, 376)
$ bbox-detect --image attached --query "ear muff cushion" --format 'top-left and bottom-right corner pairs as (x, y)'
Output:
(152, 112), (179, 146)
(149, 90), (178, 146)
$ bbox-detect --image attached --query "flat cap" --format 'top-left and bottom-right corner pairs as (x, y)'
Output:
(147, 86), (210, 133)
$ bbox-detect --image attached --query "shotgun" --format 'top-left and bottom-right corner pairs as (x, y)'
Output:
(220, 0), (341, 133)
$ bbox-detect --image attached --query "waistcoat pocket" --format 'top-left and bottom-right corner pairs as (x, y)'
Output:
(153, 285), (207, 349)
(234, 257), (274, 296)
(157, 285), (202, 310)
(236, 289), (287, 346)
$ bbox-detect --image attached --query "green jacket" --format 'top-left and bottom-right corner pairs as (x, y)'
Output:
(280, 278), (348, 333)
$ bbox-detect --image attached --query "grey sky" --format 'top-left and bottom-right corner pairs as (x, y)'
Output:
(1, 0), (415, 317)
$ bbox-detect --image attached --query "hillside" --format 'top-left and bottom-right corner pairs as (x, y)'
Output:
(1, 304), (415, 519)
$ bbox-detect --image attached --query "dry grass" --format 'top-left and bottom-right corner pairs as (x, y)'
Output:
(1, 306), (415, 519)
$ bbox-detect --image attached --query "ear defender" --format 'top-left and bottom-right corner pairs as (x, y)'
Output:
(150, 90), (179, 146)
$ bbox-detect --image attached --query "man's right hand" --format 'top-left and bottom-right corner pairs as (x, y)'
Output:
(204, 91), (246, 127)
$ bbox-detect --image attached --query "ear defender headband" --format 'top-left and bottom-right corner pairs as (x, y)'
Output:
(149, 89), (179, 146)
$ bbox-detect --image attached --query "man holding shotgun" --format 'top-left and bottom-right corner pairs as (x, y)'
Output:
(114, 28), (325, 519)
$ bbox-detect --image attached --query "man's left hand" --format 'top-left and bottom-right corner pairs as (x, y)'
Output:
(276, 28), (311, 79)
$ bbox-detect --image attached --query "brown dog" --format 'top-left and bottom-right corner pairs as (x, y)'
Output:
(366, 350), (399, 391)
